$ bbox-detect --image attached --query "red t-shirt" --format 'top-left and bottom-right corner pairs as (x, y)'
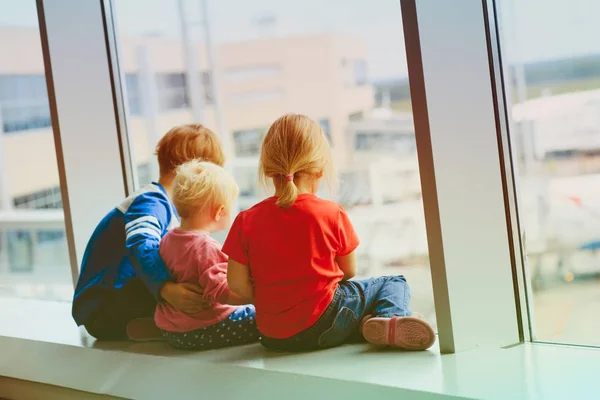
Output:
(222, 193), (359, 339)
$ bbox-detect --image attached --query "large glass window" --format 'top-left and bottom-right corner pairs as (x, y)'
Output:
(0, 0), (71, 301)
(500, 0), (600, 345)
(115, 0), (199, 187)
(114, 0), (434, 326)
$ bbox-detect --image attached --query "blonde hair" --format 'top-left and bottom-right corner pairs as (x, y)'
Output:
(259, 113), (333, 208)
(155, 124), (225, 176)
(172, 160), (239, 219)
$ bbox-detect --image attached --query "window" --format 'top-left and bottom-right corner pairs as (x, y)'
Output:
(0, 1), (71, 301)
(124, 73), (141, 115)
(156, 72), (189, 111)
(7, 231), (33, 272)
(0, 74), (51, 133)
(500, 0), (600, 345)
(232, 127), (267, 157)
(318, 118), (332, 143)
(13, 186), (62, 210)
(353, 60), (368, 86)
(234, 166), (258, 198)
(201, 71), (213, 106)
(349, 111), (364, 121)
(114, 0), (434, 329)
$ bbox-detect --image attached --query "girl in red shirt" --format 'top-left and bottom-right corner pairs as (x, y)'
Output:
(223, 114), (435, 351)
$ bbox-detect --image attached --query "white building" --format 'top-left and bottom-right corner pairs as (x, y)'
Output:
(510, 90), (600, 283)
(0, 28), (374, 297)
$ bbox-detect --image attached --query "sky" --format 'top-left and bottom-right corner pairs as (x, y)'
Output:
(2, 0), (600, 81)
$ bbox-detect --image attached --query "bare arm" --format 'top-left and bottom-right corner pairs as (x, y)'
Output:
(227, 258), (254, 303)
(336, 251), (356, 281)
(225, 291), (250, 306)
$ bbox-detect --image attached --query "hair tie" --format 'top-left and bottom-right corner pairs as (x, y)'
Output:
(285, 174), (294, 182)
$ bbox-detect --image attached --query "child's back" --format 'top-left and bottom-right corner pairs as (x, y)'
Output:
(73, 182), (178, 332)
(223, 113), (435, 352)
(156, 229), (235, 332)
(155, 160), (259, 350)
(224, 193), (355, 339)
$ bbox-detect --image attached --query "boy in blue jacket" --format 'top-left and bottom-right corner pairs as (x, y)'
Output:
(73, 124), (225, 340)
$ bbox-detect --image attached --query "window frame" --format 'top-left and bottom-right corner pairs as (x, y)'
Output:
(36, 0), (132, 282)
(401, 0), (527, 352)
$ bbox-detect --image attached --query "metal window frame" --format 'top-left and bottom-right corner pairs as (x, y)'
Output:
(400, 0), (527, 353)
(36, 0), (132, 283)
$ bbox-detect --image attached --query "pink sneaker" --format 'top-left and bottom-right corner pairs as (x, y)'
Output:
(362, 314), (435, 350)
(360, 315), (373, 333)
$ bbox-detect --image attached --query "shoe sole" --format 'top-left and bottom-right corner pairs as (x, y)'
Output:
(362, 316), (435, 350)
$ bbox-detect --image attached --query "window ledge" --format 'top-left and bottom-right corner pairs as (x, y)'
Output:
(1, 298), (599, 400)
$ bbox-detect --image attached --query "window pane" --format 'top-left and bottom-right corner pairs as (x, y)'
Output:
(114, 0), (434, 327)
(500, 0), (600, 345)
(114, 0), (212, 187)
(0, 0), (72, 301)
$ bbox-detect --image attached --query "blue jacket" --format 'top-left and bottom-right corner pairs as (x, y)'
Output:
(72, 183), (179, 326)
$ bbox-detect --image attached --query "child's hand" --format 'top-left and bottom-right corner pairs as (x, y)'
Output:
(160, 281), (210, 314)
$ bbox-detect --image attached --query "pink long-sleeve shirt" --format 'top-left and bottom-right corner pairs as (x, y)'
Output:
(154, 229), (236, 332)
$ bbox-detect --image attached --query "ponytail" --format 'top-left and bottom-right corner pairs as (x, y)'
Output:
(276, 174), (298, 208)
(259, 114), (333, 209)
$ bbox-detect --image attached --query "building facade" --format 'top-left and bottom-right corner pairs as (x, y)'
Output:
(0, 28), (374, 294)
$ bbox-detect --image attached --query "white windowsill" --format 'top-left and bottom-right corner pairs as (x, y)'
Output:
(1, 298), (600, 400)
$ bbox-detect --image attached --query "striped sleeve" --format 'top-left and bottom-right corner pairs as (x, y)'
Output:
(125, 215), (162, 242)
(124, 192), (173, 298)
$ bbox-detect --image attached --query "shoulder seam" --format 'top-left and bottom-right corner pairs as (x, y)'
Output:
(117, 184), (167, 213)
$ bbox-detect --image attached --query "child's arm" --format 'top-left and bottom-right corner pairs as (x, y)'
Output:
(221, 213), (253, 302)
(225, 291), (249, 306)
(336, 251), (357, 280)
(197, 244), (252, 306)
(198, 263), (249, 306)
(198, 261), (248, 306)
(336, 206), (360, 281)
(125, 191), (206, 313)
(227, 259), (254, 303)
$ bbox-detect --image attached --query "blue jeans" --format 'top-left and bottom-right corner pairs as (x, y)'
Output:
(261, 276), (411, 352)
(162, 306), (260, 350)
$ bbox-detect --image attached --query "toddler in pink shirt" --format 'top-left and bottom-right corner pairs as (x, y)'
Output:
(155, 160), (258, 350)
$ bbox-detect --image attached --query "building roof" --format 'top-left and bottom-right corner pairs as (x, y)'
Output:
(512, 89), (600, 121)
(348, 108), (414, 132)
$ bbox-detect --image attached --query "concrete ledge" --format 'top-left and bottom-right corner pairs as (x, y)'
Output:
(2, 299), (600, 400)
(0, 335), (455, 400)
(0, 376), (122, 400)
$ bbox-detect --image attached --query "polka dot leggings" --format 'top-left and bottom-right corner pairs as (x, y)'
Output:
(162, 306), (260, 351)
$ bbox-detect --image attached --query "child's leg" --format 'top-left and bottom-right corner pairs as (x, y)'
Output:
(262, 277), (432, 352)
(356, 276), (435, 350)
(329, 276), (411, 344)
(281, 277), (410, 350)
(162, 306), (260, 351)
(84, 279), (156, 341)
